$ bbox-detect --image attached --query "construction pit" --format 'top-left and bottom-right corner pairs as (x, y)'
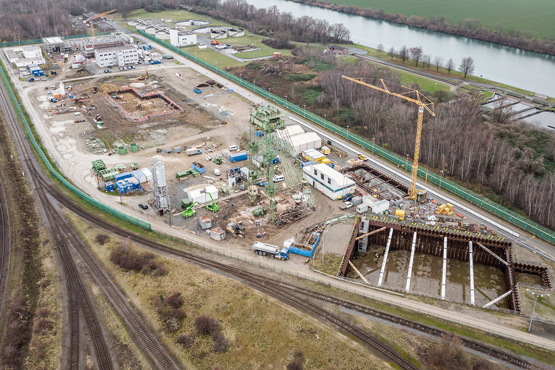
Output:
(105, 86), (183, 122)
(322, 217), (553, 311)
(13, 57), (555, 322)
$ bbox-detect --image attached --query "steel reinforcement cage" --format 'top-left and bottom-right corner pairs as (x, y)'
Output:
(136, 30), (555, 245)
(0, 59), (151, 230)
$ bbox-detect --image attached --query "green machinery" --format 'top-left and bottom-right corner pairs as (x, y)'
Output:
(182, 201), (199, 218)
(213, 156), (222, 165)
(248, 105), (314, 222)
(92, 159), (106, 174)
(205, 191), (219, 213)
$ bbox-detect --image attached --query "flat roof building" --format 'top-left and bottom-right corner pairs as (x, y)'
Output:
(3, 45), (45, 67)
(303, 163), (355, 200)
(95, 45), (138, 67)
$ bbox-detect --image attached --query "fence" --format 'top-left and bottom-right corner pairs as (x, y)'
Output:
(0, 60), (151, 230)
(151, 228), (554, 351)
(0, 32), (113, 48)
(137, 30), (555, 245)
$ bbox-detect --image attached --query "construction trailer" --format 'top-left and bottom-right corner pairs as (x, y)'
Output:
(302, 163), (355, 200)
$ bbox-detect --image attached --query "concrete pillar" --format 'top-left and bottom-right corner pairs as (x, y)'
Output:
(377, 228), (394, 287)
(441, 237), (447, 300)
(405, 232), (417, 293)
(469, 241), (475, 306)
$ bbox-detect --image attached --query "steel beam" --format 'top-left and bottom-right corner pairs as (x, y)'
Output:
(441, 237), (447, 300)
(483, 290), (513, 308)
(377, 228), (394, 287)
(405, 232), (417, 293)
(356, 226), (387, 241)
(469, 241), (475, 305)
(476, 242), (508, 266)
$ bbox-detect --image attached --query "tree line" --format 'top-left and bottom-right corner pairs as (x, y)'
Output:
(313, 57), (555, 229)
(287, 0), (555, 56)
(381, 44), (475, 78)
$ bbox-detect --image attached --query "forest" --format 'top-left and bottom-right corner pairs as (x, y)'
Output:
(233, 49), (555, 230)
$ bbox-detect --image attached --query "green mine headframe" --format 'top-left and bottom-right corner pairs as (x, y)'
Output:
(248, 105), (314, 223)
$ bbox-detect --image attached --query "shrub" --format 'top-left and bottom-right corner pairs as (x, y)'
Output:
(110, 245), (160, 273)
(165, 293), (184, 309)
(195, 316), (220, 336)
(176, 334), (195, 348)
(287, 359), (303, 370)
(286, 74), (316, 81)
(95, 234), (110, 245)
(212, 332), (229, 353)
(34, 319), (54, 335)
(152, 266), (167, 277)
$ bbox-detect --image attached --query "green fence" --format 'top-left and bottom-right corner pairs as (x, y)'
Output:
(138, 30), (555, 244)
(0, 32), (114, 48)
(0, 60), (151, 230)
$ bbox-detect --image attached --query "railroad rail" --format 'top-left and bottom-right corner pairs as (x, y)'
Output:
(0, 60), (546, 370)
(0, 178), (10, 318)
(0, 74), (179, 370)
(33, 175), (545, 369)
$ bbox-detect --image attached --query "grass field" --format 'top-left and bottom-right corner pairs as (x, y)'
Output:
(227, 35), (293, 59)
(322, 0), (555, 38)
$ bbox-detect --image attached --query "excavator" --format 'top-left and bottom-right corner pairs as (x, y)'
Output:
(206, 192), (219, 213)
(182, 201), (199, 218)
(226, 222), (246, 238)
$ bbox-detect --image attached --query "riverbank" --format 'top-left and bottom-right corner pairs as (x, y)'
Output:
(286, 0), (555, 56)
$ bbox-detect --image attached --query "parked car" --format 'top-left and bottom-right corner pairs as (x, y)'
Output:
(343, 194), (354, 202)
(340, 201), (354, 210)
(130, 65), (135, 69)
(138, 203), (148, 210)
(104, 69), (110, 73)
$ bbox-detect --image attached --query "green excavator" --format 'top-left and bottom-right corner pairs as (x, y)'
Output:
(206, 192), (219, 213)
(182, 201), (199, 218)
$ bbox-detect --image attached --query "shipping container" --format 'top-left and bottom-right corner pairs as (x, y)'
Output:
(191, 161), (206, 173)
(229, 151), (248, 163)
(132, 170), (146, 183)
(140, 168), (153, 181)
(104, 182), (114, 192)
(114, 172), (132, 182)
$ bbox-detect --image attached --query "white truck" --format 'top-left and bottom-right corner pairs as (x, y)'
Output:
(187, 148), (202, 156)
(252, 242), (289, 260)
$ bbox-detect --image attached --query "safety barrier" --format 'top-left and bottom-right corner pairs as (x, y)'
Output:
(137, 30), (555, 245)
(0, 60), (151, 230)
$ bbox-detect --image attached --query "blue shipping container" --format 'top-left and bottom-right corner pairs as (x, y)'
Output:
(105, 182), (114, 191)
(301, 160), (316, 167)
(230, 151), (248, 163)
(191, 162), (206, 173)
(289, 233), (321, 258)
(115, 172), (132, 182)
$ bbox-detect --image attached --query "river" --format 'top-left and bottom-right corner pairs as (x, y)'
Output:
(243, 0), (555, 98)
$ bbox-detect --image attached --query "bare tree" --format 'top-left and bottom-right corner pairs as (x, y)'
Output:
(330, 23), (350, 42)
(422, 54), (431, 70)
(409, 46), (423, 67)
(459, 57), (475, 78)
(398, 45), (409, 63)
(433, 56), (443, 72)
(377, 44), (384, 55)
(446, 58), (455, 74)
(388, 46), (396, 59)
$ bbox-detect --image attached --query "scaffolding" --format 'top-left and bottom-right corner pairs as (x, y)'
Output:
(248, 105), (313, 222)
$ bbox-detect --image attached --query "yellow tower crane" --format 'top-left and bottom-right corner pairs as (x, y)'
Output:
(342, 75), (435, 202)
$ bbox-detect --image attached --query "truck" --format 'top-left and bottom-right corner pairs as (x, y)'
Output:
(252, 242), (289, 260)
(187, 148), (202, 156)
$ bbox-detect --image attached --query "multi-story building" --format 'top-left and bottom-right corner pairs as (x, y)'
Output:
(94, 45), (138, 67)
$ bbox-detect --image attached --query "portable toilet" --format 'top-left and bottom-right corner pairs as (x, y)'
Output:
(104, 182), (114, 192)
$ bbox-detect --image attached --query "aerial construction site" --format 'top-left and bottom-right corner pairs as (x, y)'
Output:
(0, 15), (554, 370)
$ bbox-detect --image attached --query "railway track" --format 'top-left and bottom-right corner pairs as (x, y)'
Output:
(0, 66), (181, 370)
(0, 178), (10, 318)
(0, 62), (545, 370)
(34, 173), (544, 369)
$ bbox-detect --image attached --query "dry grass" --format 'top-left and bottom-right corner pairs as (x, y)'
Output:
(314, 253), (343, 276)
(24, 230), (63, 370)
(71, 216), (387, 369)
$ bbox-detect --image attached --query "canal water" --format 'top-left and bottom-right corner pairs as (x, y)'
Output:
(348, 245), (508, 308)
(243, 0), (555, 97)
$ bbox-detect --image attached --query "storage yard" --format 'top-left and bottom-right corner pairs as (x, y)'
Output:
(2, 27), (555, 370)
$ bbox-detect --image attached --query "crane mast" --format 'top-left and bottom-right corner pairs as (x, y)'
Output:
(341, 75), (435, 202)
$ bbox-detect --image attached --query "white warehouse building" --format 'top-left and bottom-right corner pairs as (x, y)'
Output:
(170, 29), (197, 47)
(303, 163), (355, 199)
(94, 45), (138, 67)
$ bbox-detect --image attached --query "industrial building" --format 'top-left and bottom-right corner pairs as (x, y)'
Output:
(169, 29), (197, 47)
(3, 45), (45, 67)
(303, 163), (355, 199)
(42, 37), (65, 53)
(94, 45), (138, 67)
